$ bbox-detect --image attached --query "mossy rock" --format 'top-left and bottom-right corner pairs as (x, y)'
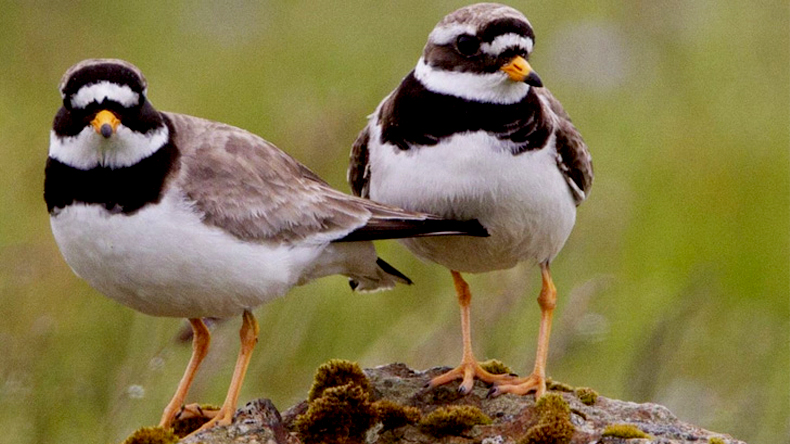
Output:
(372, 399), (422, 431)
(479, 359), (514, 375)
(574, 387), (599, 406)
(602, 423), (651, 439)
(307, 359), (371, 402)
(295, 383), (376, 444)
(546, 378), (575, 392)
(419, 405), (492, 437)
(519, 393), (574, 444)
(121, 427), (178, 444)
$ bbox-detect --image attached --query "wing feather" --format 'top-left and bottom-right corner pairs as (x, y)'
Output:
(348, 126), (372, 198)
(536, 88), (594, 205)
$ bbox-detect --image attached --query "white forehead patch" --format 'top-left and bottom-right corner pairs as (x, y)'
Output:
(428, 23), (477, 45)
(481, 33), (534, 56)
(414, 57), (530, 105)
(70, 81), (140, 109)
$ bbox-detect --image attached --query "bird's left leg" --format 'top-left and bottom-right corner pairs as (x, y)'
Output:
(187, 309), (259, 435)
(489, 262), (556, 398)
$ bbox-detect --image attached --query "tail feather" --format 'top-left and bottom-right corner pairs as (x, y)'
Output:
(348, 257), (412, 292)
(336, 217), (488, 243)
(375, 257), (412, 285)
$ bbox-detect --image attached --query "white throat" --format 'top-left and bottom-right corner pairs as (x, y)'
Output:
(414, 57), (530, 105)
(49, 124), (169, 170)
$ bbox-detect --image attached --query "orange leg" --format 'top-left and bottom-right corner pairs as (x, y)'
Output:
(428, 271), (517, 394)
(159, 318), (211, 429)
(489, 262), (556, 398)
(188, 309), (259, 435)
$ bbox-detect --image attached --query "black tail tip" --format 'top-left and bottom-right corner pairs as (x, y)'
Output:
(464, 219), (490, 237)
(376, 258), (413, 285)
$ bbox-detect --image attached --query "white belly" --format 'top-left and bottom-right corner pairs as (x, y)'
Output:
(50, 192), (323, 318)
(368, 130), (577, 273)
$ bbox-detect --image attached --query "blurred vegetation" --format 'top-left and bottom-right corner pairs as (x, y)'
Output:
(0, 1), (787, 443)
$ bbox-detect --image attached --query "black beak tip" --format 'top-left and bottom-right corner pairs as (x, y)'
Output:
(100, 124), (113, 138)
(526, 71), (543, 88)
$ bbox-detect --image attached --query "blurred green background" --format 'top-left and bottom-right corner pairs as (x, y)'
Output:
(1, 1), (787, 443)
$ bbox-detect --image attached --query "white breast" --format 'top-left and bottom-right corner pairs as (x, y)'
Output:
(367, 128), (577, 272)
(49, 191), (324, 318)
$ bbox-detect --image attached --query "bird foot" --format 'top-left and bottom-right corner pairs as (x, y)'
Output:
(487, 372), (546, 398)
(176, 403), (219, 421)
(184, 404), (234, 436)
(428, 360), (518, 395)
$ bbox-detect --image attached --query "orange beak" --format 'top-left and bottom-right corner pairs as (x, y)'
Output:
(500, 56), (543, 87)
(90, 110), (120, 138)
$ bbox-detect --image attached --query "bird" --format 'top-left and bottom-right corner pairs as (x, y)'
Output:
(44, 58), (488, 434)
(348, 3), (593, 398)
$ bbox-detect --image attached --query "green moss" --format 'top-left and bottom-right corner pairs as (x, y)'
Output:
(295, 383), (376, 444)
(602, 423), (651, 439)
(480, 359), (514, 375)
(121, 427), (178, 444)
(546, 378), (574, 392)
(709, 437), (726, 444)
(419, 405), (492, 437)
(372, 399), (422, 431)
(518, 393), (574, 444)
(574, 387), (599, 406)
(307, 359), (371, 402)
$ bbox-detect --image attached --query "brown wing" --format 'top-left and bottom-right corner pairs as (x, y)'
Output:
(167, 112), (375, 243)
(348, 125), (372, 198)
(536, 88), (594, 205)
(166, 112), (487, 244)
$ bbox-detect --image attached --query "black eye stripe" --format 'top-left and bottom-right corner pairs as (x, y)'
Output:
(53, 100), (163, 138)
(456, 34), (481, 56)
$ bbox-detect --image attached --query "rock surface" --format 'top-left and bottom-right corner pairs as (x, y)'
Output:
(178, 363), (746, 444)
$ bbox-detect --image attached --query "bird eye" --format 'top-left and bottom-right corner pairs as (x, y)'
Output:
(455, 34), (480, 56)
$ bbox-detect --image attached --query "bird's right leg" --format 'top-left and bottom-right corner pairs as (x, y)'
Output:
(428, 271), (517, 394)
(159, 318), (211, 429)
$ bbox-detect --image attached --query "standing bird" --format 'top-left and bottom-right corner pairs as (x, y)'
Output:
(348, 3), (593, 397)
(45, 59), (487, 433)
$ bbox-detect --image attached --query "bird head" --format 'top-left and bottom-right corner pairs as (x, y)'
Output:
(59, 58), (151, 139)
(415, 3), (543, 104)
(51, 59), (168, 169)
